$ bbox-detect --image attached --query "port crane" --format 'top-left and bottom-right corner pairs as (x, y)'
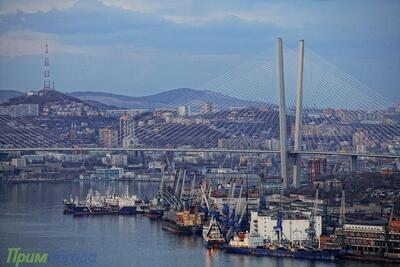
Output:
(306, 183), (320, 247)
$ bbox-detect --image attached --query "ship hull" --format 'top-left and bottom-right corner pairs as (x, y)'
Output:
(161, 220), (201, 235)
(118, 206), (137, 215)
(202, 239), (226, 249)
(63, 203), (74, 214)
(144, 209), (164, 220)
(72, 206), (110, 216)
(225, 247), (338, 261)
(339, 251), (400, 263)
(135, 208), (145, 214)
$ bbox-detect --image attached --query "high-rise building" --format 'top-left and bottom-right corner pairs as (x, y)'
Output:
(177, 106), (190, 116)
(119, 115), (137, 147)
(202, 102), (214, 114)
(99, 128), (118, 148)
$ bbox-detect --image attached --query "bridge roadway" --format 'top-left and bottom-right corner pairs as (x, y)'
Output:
(0, 147), (398, 159)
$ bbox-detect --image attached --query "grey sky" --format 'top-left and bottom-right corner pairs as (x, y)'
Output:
(0, 0), (399, 102)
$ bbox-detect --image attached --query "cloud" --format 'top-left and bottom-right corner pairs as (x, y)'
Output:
(0, 0), (77, 15)
(0, 0), (398, 100)
(0, 31), (84, 56)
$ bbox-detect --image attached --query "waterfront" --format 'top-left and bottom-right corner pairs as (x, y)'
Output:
(0, 181), (395, 267)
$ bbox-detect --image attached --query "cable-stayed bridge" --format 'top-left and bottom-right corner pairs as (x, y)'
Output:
(0, 39), (399, 188)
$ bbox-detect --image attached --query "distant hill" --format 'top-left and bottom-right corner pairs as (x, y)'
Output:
(68, 88), (267, 109)
(1, 90), (84, 107)
(0, 90), (118, 111)
(0, 88), (271, 110)
(83, 99), (121, 110)
(0, 90), (24, 102)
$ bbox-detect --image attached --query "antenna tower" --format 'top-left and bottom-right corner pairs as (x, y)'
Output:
(43, 44), (51, 92)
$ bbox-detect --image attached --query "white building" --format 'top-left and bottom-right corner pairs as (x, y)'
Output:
(148, 161), (164, 170)
(11, 158), (26, 169)
(95, 167), (124, 179)
(111, 154), (128, 167)
(177, 106), (190, 116)
(250, 211), (322, 244)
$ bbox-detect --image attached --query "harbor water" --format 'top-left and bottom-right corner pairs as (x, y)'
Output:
(0, 181), (395, 267)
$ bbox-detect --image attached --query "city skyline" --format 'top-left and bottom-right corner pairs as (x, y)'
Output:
(0, 0), (399, 101)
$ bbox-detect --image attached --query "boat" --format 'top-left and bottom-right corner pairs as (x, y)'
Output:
(161, 210), (202, 235)
(116, 197), (137, 214)
(72, 190), (109, 216)
(62, 195), (75, 214)
(202, 217), (225, 249)
(68, 190), (143, 216)
(72, 202), (110, 216)
(130, 196), (147, 214)
(113, 188), (139, 215)
(226, 232), (338, 261)
(144, 198), (164, 219)
(144, 205), (164, 219)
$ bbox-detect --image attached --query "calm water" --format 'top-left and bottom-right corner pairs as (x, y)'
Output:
(0, 182), (392, 267)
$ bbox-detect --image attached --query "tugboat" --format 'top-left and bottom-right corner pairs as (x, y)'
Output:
(202, 217), (225, 249)
(62, 195), (75, 214)
(144, 198), (164, 219)
(131, 196), (147, 214)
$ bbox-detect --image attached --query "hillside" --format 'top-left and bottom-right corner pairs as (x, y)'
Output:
(0, 90), (118, 111)
(0, 90), (24, 102)
(1, 90), (83, 107)
(68, 88), (266, 109)
(0, 88), (271, 110)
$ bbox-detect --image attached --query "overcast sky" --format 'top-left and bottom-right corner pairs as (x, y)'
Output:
(0, 0), (399, 101)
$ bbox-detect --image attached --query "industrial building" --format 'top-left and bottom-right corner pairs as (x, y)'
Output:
(95, 167), (124, 179)
(250, 211), (322, 244)
(339, 218), (400, 259)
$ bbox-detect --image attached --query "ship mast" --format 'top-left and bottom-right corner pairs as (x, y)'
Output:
(339, 183), (345, 227)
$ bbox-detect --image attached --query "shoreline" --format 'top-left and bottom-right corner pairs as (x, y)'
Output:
(0, 178), (172, 185)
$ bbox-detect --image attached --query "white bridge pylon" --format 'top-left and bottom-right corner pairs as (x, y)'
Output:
(277, 38), (305, 189)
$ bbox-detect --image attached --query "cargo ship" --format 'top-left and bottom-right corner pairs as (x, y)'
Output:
(73, 190), (110, 216)
(72, 202), (110, 216)
(64, 189), (142, 216)
(161, 210), (202, 235)
(202, 217), (225, 249)
(333, 216), (400, 263)
(226, 232), (338, 261)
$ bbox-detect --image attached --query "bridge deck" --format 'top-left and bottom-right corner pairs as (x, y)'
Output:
(0, 147), (398, 159)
